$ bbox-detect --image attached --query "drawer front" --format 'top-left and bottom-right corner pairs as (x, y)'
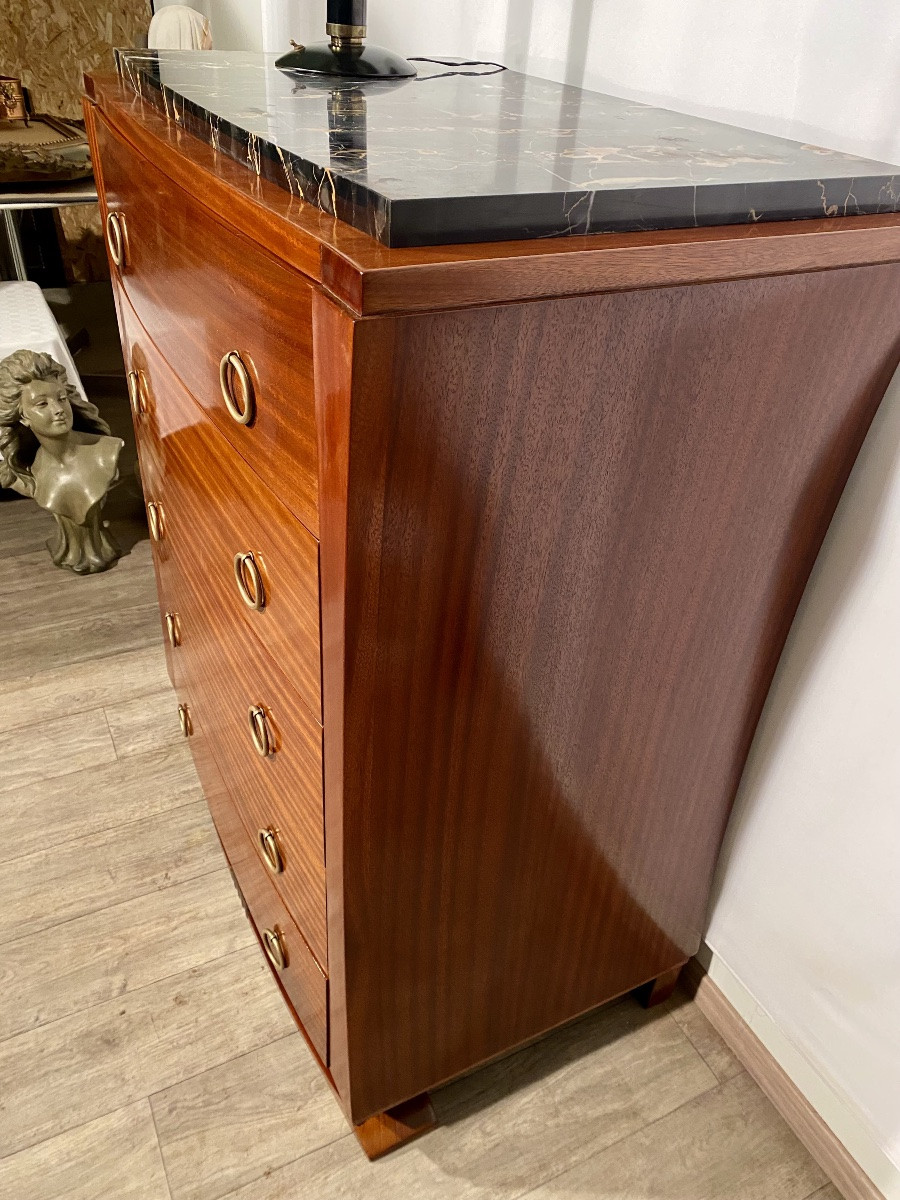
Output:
(120, 295), (323, 721)
(184, 711), (329, 1063)
(147, 533), (183, 689)
(93, 109), (319, 536)
(177, 564), (329, 968)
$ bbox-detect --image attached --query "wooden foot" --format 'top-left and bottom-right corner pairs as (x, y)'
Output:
(352, 1093), (437, 1160)
(635, 965), (684, 1009)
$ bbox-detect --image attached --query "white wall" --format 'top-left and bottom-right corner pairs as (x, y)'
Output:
(153, 0), (900, 1189)
(370, 0), (900, 163)
(160, 1), (900, 163)
(705, 366), (900, 1197)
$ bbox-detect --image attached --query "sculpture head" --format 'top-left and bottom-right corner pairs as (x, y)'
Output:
(0, 350), (109, 492)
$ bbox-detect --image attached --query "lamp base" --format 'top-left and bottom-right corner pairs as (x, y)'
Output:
(275, 41), (417, 79)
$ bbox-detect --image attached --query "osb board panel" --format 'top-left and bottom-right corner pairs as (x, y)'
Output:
(1, 0), (150, 281)
(57, 207), (108, 284)
(1, 0), (150, 121)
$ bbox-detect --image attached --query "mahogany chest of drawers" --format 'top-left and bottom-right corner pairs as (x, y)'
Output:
(84, 68), (900, 1156)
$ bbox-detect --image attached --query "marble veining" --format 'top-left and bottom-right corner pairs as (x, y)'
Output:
(116, 49), (900, 248)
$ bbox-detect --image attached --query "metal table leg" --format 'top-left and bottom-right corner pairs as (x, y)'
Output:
(2, 209), (28, 280)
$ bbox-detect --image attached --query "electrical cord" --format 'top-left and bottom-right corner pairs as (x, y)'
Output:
(408, 56), (507, 79)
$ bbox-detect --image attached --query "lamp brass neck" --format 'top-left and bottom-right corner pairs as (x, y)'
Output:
(327, 22), (366, 52)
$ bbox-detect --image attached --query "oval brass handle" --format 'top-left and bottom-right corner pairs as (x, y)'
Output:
(218, 351), (255, 425)
(262, 927), (287, 971)
(165, 611), (181, 648)
(258, 827), (284, 874)
(127, 369), (148, 419)
(105, 210), (128, 269)
(248, 705), (273, 757)
(177, 703), (192, 737)
(233, 552), (265, 610)
(147, 501), (165, 543)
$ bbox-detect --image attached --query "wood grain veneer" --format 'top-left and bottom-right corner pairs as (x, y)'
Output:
(118, 299), (328, 964)
(119, 297), (323, 722)
(316, 266), (900, 1122)
(155, 555), (187, 692)
(91, 110), (320, 536)
(188, 719), (329, 1062)
(177, 564), (328, 967)
(85, 73), (900, 1153)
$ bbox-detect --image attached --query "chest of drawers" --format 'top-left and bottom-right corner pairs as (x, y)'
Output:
(85, 68), (900, 1157)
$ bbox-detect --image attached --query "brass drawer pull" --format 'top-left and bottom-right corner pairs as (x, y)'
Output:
(127, 369), (148, 419)
(219, 351), (255, 425)
(105, 210), (128, 269)
(147, 501), (165, 543)
(177, 702), (192, 737)
(248, 705), (273, 757)
(258, 827), (284, 874)
(262, 926), (287, 971)
(165, 611), (181, 648)
(233, 552), (265, 610)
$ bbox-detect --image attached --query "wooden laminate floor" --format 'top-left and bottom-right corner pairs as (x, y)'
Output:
(0, 493), (842, 1200)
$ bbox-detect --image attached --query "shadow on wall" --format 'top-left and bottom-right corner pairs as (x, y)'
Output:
(504, 0), (595, 90)
(494, 0), (900, 161)
(710, 360), (900, 905)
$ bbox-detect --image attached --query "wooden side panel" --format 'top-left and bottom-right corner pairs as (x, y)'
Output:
(328, 265), (900, 1122)
(91, 108), (320, 535)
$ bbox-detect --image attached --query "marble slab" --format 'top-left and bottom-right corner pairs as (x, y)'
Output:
(116, 49), (900, 248)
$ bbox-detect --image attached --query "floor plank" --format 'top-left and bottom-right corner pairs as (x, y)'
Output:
(432, 1000), (718, 1194)
(1, 603), (162, 682)
(0, 743), (201, 863)
(667, 984), (745, 1083)
(5, 644), (170, 732)
(105, 688), (188, 759)
(0, 869), (253, 1043)
(525, 1071), (828, 1200)
(0, 707), (116, 796)
(216, 1001), (719, 1200)
(151, 1034), (349, 1200)
(0, 800), (221, 946)
(0, 1100), (171, 1200)
(0, 541), (157, 630)
(0, 496), (56, 559)
(0, 948), (296, 1158)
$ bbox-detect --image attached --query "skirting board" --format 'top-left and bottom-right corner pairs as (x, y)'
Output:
(684, 959), (889, 1200)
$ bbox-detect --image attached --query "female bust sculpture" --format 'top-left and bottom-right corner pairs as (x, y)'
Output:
(0, 349), (123, 574)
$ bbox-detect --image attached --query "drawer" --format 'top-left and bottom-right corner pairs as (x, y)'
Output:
(133, 434), (189, 691)
(146, 527), (182, 689)
(182, 707), (329, 1063)
(171, 558), (328, 968)
(158, 563), (191, 691)
(92, 109), (319, 536)
(188, 573), (328, 966)
(119, 295), (323, 721)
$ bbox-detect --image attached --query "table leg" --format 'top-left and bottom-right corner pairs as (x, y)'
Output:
(2, 209), (28, 281)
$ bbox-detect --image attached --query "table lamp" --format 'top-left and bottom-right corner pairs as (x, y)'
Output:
(275, 0), (417, 78)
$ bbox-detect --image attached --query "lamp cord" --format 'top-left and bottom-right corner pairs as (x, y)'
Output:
(408, 56), (507, 79)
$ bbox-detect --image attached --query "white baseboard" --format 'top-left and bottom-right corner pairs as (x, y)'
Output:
(690, 948), (900, 1200)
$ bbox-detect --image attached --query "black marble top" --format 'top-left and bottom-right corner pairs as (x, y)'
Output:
(116, 49), (900, 248)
